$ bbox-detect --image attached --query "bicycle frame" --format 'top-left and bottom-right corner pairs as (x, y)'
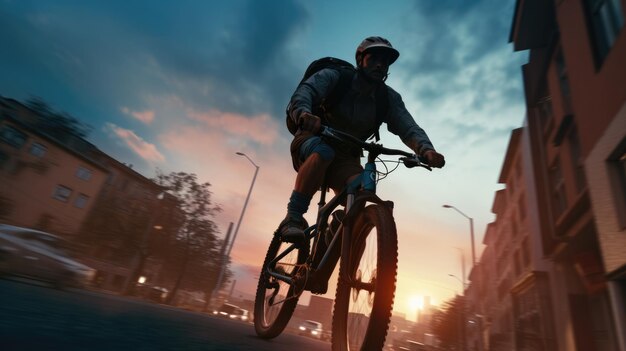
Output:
(265, 126), (423, 292)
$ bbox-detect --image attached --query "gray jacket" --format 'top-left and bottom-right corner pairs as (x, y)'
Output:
(289, 68), (435, 156)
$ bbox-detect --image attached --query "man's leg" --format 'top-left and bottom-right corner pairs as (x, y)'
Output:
(281, 138), (334, 242)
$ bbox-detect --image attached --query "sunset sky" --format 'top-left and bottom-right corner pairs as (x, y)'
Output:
(0, 0), (528, 320)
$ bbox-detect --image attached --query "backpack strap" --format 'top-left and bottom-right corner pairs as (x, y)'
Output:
(324, 71), (389, 142)
(370, 83), (389, 142)
(320, 67), (354, 114)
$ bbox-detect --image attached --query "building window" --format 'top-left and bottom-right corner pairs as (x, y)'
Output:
(76, 166), (92, 181)
(74, 193), (89, 209)
(536, 96), (555, 137)
(29, 142), (47, 158)
(53, 185), (72, 202)
(0, 125), (27, 149)
(585, 0), (624, 66)
(608, 138), (626, 228)
(549, 157), (568, 220)
(568, 126), (587, 193)
(555, 47), (573, 113)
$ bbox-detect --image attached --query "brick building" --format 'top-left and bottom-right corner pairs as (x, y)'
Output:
(464, 1), (625, 350)
(509, 0), (625, 349)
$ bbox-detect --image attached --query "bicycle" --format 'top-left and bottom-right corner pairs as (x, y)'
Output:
(253, 126), (432, 350)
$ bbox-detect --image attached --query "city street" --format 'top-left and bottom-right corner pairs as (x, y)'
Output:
(0, 278), (329, 351)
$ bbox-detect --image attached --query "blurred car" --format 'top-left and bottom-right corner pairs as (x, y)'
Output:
(212, 303), (249, 322)
(298, 320), (323, 339)
(0, 224), (96, 288)
(134, 283), (169, 303)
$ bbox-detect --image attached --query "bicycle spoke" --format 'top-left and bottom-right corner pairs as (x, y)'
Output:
(333, 205), (397, 351)
(255, 237), (309, 339)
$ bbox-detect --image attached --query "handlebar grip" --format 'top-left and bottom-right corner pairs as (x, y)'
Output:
(401, 156), (432, 171)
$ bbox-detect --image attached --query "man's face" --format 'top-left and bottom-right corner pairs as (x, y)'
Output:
(361, 49), (391, 82)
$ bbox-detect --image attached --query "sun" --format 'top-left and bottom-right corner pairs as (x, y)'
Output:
(408, 295), (424, 311)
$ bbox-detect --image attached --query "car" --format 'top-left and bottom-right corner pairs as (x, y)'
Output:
(298, 320), (323, 339)
(0, 224), (96, 288)
(133, 283), (169, 303)
(212, 303), (249, 322)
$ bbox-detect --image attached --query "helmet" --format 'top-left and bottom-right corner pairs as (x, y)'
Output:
(355, 36), (400, 66)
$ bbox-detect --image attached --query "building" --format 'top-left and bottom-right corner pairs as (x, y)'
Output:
(0, 97), (108, 236)
(510, 0), (625, 350)
(305, 295), (334, 331)
(0, 96), (182, 294)
(79, 154), (170, 292)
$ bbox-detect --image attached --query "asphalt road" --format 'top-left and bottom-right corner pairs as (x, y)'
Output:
(0, 278), (329, 351)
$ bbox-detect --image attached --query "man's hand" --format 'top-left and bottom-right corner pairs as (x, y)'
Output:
(423, 150), (445, 168)
(298, 112), (321, 134)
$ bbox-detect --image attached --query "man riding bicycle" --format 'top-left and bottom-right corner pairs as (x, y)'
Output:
(280, 36), (446, 244)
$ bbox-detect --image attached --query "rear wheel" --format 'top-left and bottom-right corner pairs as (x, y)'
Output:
(254, 233), (309, 339)
(331, 205), (398, 351)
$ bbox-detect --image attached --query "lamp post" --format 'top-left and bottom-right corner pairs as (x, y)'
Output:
(125, 191), (164, 295)
(448, 273), (465, 294)
(228, 152), (260, 256)
(443, 204), (476, 268)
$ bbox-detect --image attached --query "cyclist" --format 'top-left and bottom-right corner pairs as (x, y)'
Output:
(281, 36), (445, 244)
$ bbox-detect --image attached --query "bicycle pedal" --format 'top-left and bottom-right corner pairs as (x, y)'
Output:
(305, 279), (328, 295)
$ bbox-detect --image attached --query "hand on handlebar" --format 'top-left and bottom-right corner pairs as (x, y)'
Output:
(423, 150), (445, 168)
(298, 112), (321, 134)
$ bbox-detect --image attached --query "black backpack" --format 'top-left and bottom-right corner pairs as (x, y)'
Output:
(286, 57), (388, 141)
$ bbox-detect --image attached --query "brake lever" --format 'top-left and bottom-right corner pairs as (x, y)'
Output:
(401, 156), (432, 171)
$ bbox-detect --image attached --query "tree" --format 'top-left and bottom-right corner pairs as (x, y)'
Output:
(431, 295), (466, 350)
(26, 96), (92, 139)
(153, 171), (226, 305)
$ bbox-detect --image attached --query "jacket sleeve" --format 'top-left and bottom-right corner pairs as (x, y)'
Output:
(385, 87), (436, 156)
(288, 68), (341, 124)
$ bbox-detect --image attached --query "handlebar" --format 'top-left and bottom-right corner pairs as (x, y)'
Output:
(319, 126), (432, 171)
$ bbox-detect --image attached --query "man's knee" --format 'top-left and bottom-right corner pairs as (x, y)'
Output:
(300, 136), (335, 163)
(312, 143), (335, 162)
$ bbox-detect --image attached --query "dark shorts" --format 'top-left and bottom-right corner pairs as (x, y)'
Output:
(290, 133), (363, 191)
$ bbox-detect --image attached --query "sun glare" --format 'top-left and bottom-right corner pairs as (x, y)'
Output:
(409, 295), (424, 311)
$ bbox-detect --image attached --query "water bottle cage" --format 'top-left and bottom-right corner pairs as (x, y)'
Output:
(362, 162), (377, 192)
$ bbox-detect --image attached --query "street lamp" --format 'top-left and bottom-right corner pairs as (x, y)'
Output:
(228, 152), (260, 256)
(125, 191), (165, 295)
(443, 204), (476, 268)
(448, 273), (466, 294)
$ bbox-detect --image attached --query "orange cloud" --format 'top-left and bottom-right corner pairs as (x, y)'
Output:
(121, 107), (155, 124)
(187, 109), (280, 145)
(105, 123), (165, 162)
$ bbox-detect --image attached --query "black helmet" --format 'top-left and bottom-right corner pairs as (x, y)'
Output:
(355, 36), (400, 66)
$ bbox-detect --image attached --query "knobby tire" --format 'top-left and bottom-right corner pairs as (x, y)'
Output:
(331, 204), (398, 351)
(254, 234), (308, 339)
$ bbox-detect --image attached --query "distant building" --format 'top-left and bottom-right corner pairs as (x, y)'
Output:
(0, 96), (181, 294)
(304, 295), (333, 331)
(0, 97), (108, 236)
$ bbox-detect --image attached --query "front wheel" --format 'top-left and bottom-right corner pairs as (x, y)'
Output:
(332, 204), (398, 351)
(254, 232), (309, 339)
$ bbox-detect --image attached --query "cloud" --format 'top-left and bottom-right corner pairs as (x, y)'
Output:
(387, 0), (527, 155)
(0, 0), (310, 122)
(187, 110), (280, 145)
(104, 123), (165, 163)
(121, 107), (155, 124)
